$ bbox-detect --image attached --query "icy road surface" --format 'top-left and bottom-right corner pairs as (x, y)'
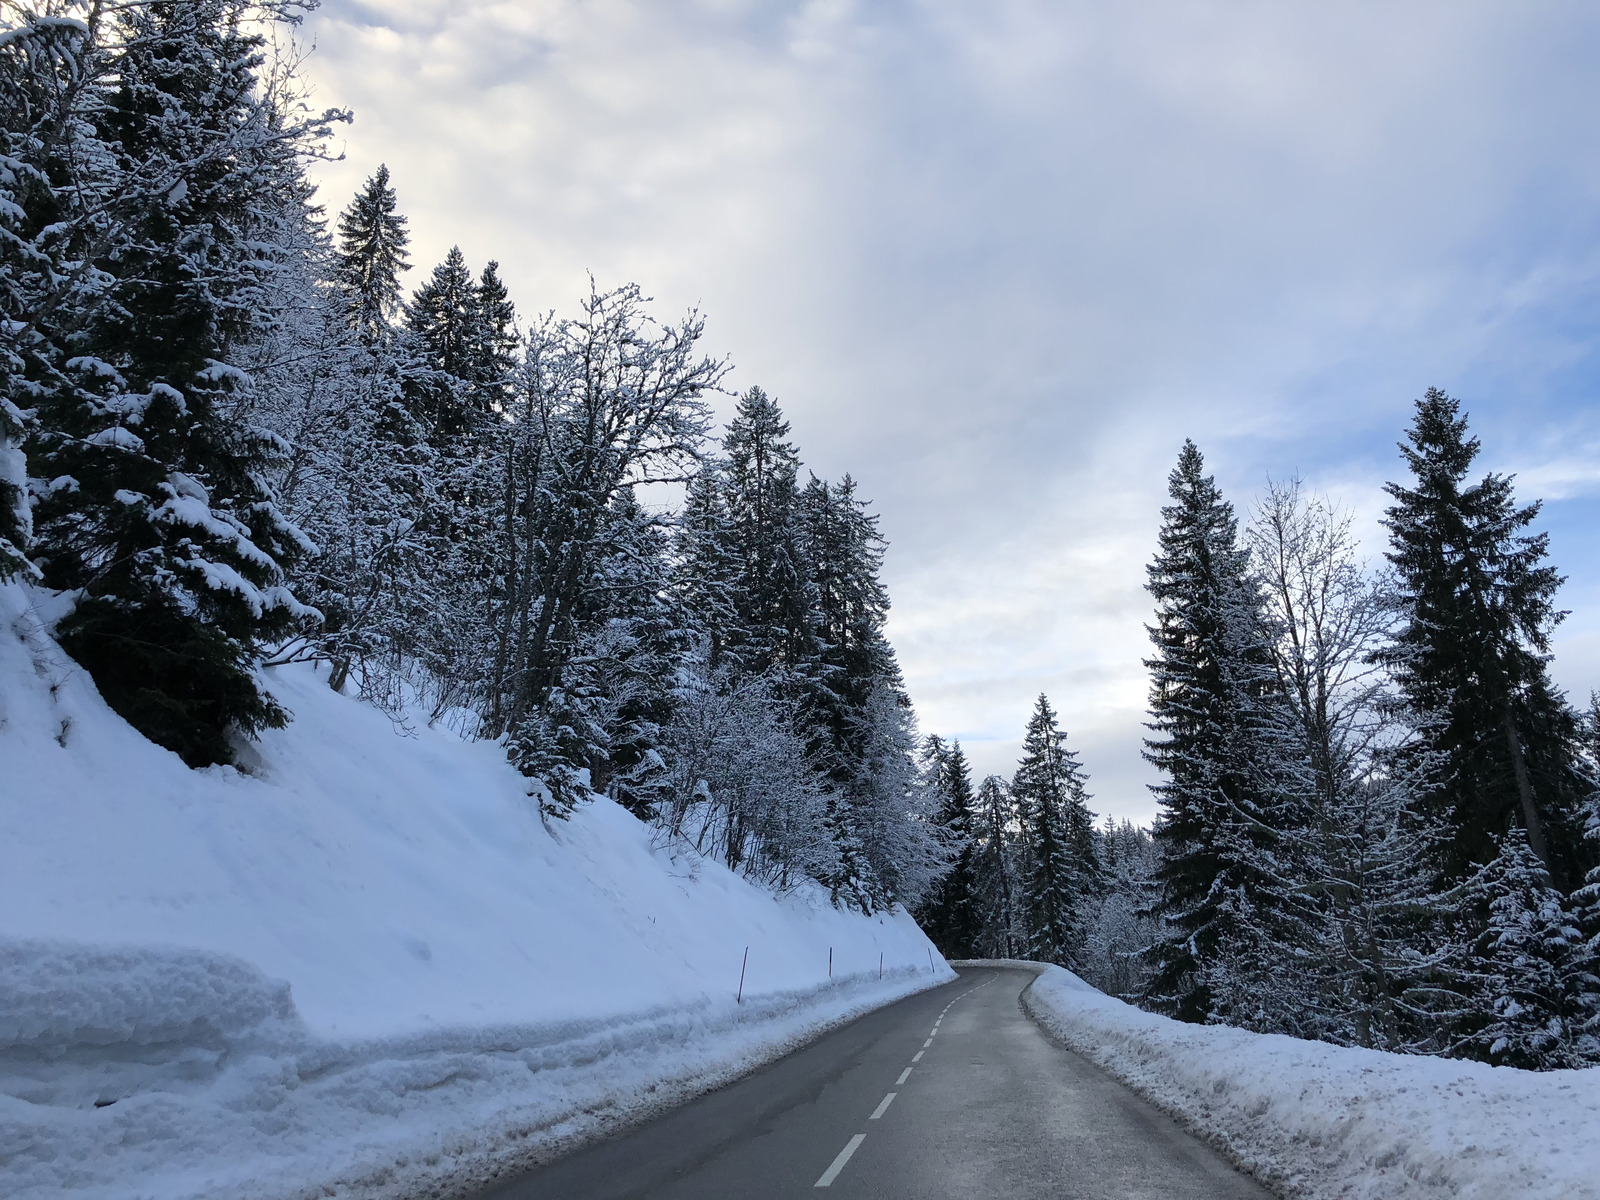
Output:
(477, 967), (1270, 1199)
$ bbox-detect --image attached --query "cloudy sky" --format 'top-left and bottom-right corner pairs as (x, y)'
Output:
(299, 0), (1600, 824)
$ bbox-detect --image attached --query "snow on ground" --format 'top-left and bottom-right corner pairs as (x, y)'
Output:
(0, 581), (952, 1200)
(967, 959), (1600, 1200)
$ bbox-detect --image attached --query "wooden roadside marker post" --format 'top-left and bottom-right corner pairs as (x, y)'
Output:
(879, 952), (883, 979)
(828, 946), (832, 978)
(737, 946), (748, 1004)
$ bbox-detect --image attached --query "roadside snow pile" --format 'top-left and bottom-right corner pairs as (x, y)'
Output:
(981, 960), (1600, 1200)
(0, 582), (950, 1200)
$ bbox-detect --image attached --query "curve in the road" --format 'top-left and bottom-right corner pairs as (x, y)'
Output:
(476, 967), (1274, 1200)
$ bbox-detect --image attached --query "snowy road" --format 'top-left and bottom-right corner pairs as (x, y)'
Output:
(476, 967), (1271, 1199)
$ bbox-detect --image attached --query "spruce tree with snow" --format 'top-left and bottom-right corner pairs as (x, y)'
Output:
(914, 737), (982, 958)
(721, 386), (814, 675)
(1380, 389), (1591, 890)
(674, 464), (741, 670)
(1139, 441), (1308, 1027)
(26, 0), (330, 766)
(0, 10), (80, 580)
(1012, 694), (1100, 969)
(405, 245), (484, 441)
(970, 773), (1022, 958)
(335, 164), (411, 341)
(1458, 827), (1588, 1069)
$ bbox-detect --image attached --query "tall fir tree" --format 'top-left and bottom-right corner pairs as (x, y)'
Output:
(1012, 695), (1099, 968)
(1139, 440), (1307, 1026)
(970, 773), (1021, 957)
(1380, 389), (1590, 889)
(721, 386), (814, 675)
(26, 0), (326, 766)
(914, 737), (982, 958)
(1457, 827), (1589, 1068)
(404, 245), (482, 441)
(335, 163), (410, 341)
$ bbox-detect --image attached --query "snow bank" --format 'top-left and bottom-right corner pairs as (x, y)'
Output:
(967, 959), (1600, 1200)
(0, 582), (951, 1200)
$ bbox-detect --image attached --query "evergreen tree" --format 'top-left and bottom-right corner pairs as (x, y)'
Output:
(674, 463), (740, 670)
(914, 737), (982, 958)
(1380, 389), (1590, 889)
(721, 386), (813, 674)
(335, 163), (410, 341)
(26, 0), (327, 766)
(1139, 440), (1306, 1026)
(469, 260), (518, 414)
(970, 773), (1021, 958)
(1457, 828), (1588, 1069)
(0, 10), (87, 580)
(1012, 695), (1099, 968)
(405, 245), (482, 441)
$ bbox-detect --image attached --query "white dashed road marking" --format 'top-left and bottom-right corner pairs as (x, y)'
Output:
(896, 1068), (912, 1085)
(869, 1092), (897, 1120)
(814, 1134), (866, 1188)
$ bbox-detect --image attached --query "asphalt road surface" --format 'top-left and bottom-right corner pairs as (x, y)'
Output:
(478, 967), (1273, 1200)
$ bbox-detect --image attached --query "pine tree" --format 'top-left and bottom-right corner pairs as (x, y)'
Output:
(674, 463), (741, 670)
(970, 773), (1021, 958)
(1139, 440), (1306, 1026)
(1012, 695), (1099, 969)
(27, 0), (326, 766)
(721, 386), (814, 675)
(335, 163), (411, 341)
(469, 260), (518, 414)
(1380, 389), (1590, 890)
(405, 245), (482, 441)
(914, 738), (982, 958)
(1457, 828), (1588, 1069)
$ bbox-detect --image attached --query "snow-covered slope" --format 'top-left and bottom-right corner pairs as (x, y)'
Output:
(0, 583), (951, 1200)
(975, 959), (1600, 1200)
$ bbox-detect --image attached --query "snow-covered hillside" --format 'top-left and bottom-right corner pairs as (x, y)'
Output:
(0, 583), (951, 1200)
(981, 960), (1600, 1200)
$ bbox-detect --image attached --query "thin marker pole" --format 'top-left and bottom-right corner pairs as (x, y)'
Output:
(828, 946), (832, 978)
(928, 949), (934, 972)
(737, 946), (748, 1004)
(879, 952), (883, 979)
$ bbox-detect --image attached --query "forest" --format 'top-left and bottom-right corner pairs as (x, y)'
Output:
(3, 1), (1598, 1074)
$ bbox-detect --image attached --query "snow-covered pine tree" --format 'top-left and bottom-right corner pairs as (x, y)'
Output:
(334, 163), (410, 341)
(913, 737), (982, 958)
(0, 8), (87, 580)
(1139, 441), (1309, 1028)
(1380, 389), (1591, 890)
(1456, 827), (1588, 1069)
(970, 773), (1022, 958)
(404, 245), (482, 442)
(27, 0), (330, 766)
(275, 170), (436, 700)
(721, 386), (814, 675)
(1012, 694), (1099, 969)
(673, 463), (741, 671)
(469, 260), (518, 415)
(834, 679), (944, 912)
(1567, 743), (1600, 1061)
